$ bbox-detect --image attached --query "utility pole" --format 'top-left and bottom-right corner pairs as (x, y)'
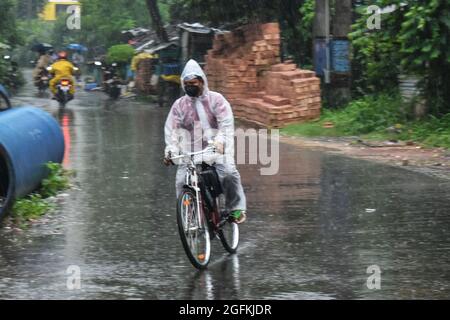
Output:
(313, 0), (330, 83)
(313, 0), (352, 108)
(331, 0), (352, 107)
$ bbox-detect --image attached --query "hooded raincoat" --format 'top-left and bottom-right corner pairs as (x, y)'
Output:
(164, 59), (246, 212)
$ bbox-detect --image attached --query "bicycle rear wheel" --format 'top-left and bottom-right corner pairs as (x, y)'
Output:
(218, 216), (239, 254)
(177, 188), (211, 269)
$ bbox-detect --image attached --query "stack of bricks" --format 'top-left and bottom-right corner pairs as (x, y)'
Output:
(205, 23), (281, 100)
(205, 23), (321, 128)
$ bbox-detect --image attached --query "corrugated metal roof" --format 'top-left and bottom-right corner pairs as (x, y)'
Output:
(143, 41), (179, 54)
(177, 23), (214, 34)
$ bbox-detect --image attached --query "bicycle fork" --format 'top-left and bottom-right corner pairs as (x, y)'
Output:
(187, 168), (206, 230)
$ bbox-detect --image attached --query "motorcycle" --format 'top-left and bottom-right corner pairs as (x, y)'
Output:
(55, 78), (74, 107)
(46, 66), (78, 106)
(36, 69), (50, 93)
(98, 61), (123, 100)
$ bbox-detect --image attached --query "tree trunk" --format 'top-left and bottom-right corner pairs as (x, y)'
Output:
(145, 0), (169, 43)
(280, 0), (304, 64)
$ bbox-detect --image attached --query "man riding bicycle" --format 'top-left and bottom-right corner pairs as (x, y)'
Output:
(164, 59), (247, 224)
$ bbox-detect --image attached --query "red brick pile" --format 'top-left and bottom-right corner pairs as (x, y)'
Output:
(205, 23), (321, 128)
(206, 23), (281, 100)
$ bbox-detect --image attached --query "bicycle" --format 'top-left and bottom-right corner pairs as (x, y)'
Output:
(169, 146), (240, 269)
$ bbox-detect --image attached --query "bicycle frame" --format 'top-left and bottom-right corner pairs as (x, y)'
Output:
(171, 146), (221, 231)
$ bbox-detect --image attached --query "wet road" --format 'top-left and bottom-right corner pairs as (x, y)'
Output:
(1, 72), (450, 299)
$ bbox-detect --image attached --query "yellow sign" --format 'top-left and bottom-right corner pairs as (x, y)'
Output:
(40, 1), (81, 21)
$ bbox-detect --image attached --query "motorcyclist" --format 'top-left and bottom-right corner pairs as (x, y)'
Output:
(32, 51), (52, 86)
(48, 51), (76, 99)
(163, 59), (247, 224)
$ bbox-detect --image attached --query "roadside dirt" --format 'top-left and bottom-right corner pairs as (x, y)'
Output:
(281, 135), (450, 180)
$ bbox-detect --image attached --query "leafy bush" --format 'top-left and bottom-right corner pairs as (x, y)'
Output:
(41, 162), (72, 198)
(336, 93), (407, 135)
(11, 194), (53, 227)
(106, 44), (135, 64)
(8, 162), (73, 228)
(399, 114), (450, 148)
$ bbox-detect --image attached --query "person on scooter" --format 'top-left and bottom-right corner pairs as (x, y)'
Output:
(32, 50), (52, 86)
(48, 51), (76, 100)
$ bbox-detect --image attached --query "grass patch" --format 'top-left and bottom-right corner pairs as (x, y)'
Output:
(6, 162), (73, 229)
(281, 93), (450, 149)
(135, 94), (158, 103)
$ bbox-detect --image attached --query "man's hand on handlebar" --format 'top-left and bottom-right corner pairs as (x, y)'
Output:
(210, 140), (224, 154)
(163, 151), (174, 166)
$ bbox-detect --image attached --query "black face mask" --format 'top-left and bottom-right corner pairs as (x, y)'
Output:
(185, 85), (200, 97)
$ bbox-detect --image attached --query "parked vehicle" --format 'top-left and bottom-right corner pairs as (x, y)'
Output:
(0, 84), (11, 111)
(95, 61), (123, 99)
(2, 55), (20, 92)
(103, 62), (123, 99)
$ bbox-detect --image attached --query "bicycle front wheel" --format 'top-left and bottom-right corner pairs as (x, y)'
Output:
(177, 188), (211, 269)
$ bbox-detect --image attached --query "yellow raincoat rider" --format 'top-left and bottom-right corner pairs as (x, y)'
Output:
(49, 51), (76, 96)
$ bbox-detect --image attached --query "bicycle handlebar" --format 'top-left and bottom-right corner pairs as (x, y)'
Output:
(169, 146), (217, 161)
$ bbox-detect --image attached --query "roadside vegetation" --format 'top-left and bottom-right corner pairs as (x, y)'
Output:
(282, 93), (450, 149)
(4, 162), (74, 229)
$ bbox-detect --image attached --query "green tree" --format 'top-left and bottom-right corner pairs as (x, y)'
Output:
(78, 0), (138, 52)
(15, 0), (46, 19)
(350, 0), (450, 116)
(75, 0), (169, 54)
(0, 0), (22, 86)
(168, 0), (314, 65)
(0, 0), (22, 47)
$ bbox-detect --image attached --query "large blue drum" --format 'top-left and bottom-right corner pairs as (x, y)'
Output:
(0, 107), (65, 218)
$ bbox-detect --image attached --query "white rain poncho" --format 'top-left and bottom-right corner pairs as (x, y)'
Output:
(164, 59), (247, 212)
(164, 59), (235, 165)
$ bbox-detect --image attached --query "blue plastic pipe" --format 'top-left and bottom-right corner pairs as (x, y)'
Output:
(0, 107), (65, 218)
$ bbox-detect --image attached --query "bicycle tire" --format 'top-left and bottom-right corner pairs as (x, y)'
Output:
(177, 188), (211, 269)
(218, 219), (239, 254)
